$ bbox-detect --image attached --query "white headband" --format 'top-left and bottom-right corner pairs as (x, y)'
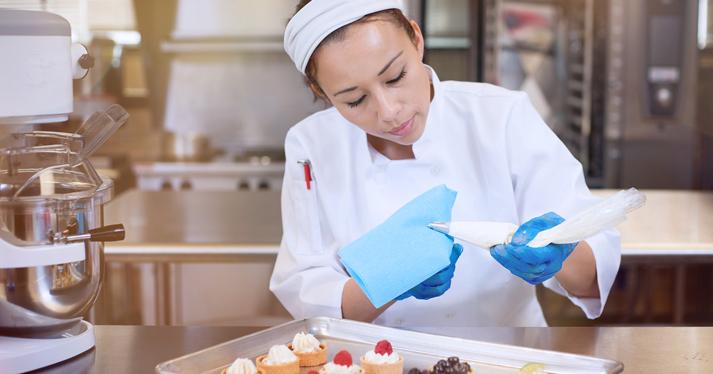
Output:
(284, 0), (405, 75)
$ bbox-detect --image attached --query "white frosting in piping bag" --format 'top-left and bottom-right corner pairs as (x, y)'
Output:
(446, 222), (518, 248)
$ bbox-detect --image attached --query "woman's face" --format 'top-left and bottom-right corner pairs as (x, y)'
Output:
(313, 18), (431, 146)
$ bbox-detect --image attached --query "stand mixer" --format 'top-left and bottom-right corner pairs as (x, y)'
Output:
(0, 8), (127, 373)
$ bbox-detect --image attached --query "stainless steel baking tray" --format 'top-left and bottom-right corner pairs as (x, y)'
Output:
(155, 317), (623, 374)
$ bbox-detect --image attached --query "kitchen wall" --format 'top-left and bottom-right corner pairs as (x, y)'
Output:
(134, 0), (420, 157)
(162, 0), (326, 153)
(162, 52), (327, 154)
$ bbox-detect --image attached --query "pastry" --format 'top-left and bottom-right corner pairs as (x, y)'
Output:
(433, 356), (473, 374)
(360, 340), (403, 374)
(519, 363), (545, 374)
(288, 332), (328, 367)
(221, 358), (262, 374)
(256, 345), (300, 374)
(320, 350), (364, 374)
(407, 356), (473, 374)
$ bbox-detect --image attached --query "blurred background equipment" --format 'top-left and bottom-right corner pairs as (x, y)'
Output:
(416, 0), (713, 325)
(420, 0), (709, 190)
(133, 0), (326, 159)
(1, 0), (710, 330)
(0, 7), (126, 372)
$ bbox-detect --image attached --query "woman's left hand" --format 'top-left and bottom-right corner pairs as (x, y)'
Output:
(490, 212), (577, 284)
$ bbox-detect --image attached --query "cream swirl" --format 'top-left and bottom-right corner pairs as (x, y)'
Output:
(291, 332), (321, 353)
(264, 345), (298, 365)
(226, 358), (257, 374)
(363, 350), (400, 364)
(321, 362), (362, 374)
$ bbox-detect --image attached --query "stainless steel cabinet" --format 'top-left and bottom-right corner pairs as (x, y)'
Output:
(479, 0), (707, 189)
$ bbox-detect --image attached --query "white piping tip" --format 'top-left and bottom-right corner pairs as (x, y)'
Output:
(427, 222), (450, 234)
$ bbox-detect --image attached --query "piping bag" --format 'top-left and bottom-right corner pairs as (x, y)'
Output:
(429, 188), (647, 248)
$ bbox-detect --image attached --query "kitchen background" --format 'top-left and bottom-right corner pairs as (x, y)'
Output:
(2, 0), (712, 327)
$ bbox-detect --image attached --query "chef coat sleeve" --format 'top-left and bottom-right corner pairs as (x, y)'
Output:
(504, 92), (621, 319)
(269, 129), (350, 320)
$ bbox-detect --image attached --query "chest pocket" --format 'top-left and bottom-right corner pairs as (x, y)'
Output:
(288, 179), (324, 255)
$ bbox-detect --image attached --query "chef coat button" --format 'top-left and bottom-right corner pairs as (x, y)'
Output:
(430, 166), (440, 176)
(395, 319), (403, 325)
(446, 313), (454, 319)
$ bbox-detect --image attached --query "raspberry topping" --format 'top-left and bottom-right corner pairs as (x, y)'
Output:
(307, 371), (319, 374)
(374, 340), (393, 355)
(333, 350), (353, 366)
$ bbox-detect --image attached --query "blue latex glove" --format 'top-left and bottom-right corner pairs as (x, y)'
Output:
(396, 243), (463, 300)
(339, 185), (457, 308)
(490, 212), (577, 285)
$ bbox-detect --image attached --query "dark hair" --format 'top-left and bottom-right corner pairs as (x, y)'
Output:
(293, 1), (418, 102)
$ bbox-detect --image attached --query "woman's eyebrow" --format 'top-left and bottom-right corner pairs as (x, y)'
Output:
(333, 50), (405, 97)
(334, 86), (358, 96)
(378, 50), (403, 76)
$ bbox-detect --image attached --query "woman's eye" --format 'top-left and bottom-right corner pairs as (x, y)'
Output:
(344, 69), (406, 108)
(347, 95), (366, 108)
(387, 69), (407, 84)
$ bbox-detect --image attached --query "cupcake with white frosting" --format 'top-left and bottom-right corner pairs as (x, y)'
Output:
(221, 358), (262, 374)
(287, 332), (328, 367)
(256, 345), (300, 374)
(360, 340), (403, 374)
(320, 350), (364, 374)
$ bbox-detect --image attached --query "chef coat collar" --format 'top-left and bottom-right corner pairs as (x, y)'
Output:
(362, 65), (444, 166)
(412, 65), (443, 159)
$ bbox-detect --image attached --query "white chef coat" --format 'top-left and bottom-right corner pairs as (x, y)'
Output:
(269, 67), (621, 334)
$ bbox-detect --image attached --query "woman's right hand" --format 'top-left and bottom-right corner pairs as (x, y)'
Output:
(396, 243), (463, 300)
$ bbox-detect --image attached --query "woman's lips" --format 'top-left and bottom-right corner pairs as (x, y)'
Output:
(388, 116), (415, 137)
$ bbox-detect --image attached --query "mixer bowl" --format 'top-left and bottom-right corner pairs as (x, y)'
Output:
(0, 179), (113, 337)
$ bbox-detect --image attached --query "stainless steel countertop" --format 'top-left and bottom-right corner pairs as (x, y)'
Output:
(594, 189), (713, 255)
(103, 189), (713, 258)
(37, 325), (713, 373)
(104, 189), (282, 245)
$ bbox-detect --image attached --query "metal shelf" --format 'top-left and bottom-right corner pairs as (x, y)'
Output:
(160, 38), (284, 54)
(425, 36), (471, 49)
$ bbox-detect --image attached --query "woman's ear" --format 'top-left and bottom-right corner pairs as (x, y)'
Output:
(409, 19), (425, 62)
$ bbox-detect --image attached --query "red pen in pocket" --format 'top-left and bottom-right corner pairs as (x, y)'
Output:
(297, 159), (313, 190)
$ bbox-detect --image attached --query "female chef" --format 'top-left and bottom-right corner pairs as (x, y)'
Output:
(270, 0), (620, 333)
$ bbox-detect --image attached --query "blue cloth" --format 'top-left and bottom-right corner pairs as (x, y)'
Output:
(490, 212), (578, 284)
(395, 243), (463, 300)
(338, 185), (457, 308)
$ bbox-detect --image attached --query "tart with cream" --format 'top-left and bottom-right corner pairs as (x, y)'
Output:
(320, 350), (364, 374)
(287, 332), (328, 367)
(360, 340), (403, 374)
(256, 345), (300, 374)
(221, 358), (262, 374)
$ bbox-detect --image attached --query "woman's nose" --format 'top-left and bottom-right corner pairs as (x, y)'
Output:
(374, 90), (400, 123)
